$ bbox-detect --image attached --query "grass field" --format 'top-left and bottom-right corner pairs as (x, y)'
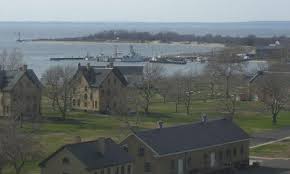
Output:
(3, 97), (290, 174)
(251, 139), (290, 158)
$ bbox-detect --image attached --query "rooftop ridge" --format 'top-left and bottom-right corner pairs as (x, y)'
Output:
(134, 117), (230, 134)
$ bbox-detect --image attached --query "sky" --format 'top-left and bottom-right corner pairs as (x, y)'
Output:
(1, 0), (290, 22)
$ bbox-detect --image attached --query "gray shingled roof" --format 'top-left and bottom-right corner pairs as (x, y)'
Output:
(78, 66), (128, 88)
(134, 119), (249, 156)
(39, 138), (133, 171)
(0, 69), (42, 91)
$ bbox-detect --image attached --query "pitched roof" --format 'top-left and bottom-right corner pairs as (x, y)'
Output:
(39, 138), (133, 171)
(134, 119), (249, 156)
(89, 65), (144, 76)
(0, 69), (42, 91)
(78, 66), (128, 88)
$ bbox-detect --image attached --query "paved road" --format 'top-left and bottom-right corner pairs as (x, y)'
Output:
(250, 126), (290, 147)
(237, 157), (290, 174)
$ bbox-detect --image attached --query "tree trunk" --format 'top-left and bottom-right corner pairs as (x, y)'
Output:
(186, 105), (190, 115)
(225, 76), (230, 98)
(163, 96), (166, 104)
(272, 114), (277, 125)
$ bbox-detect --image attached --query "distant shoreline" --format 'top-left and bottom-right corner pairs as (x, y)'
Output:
(30, 39), (225, 47)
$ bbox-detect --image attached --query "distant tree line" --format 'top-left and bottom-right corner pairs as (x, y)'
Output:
(44, 30), (290, 46)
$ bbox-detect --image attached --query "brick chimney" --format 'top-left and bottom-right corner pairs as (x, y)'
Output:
(201, 113), (208, 124)
(19, 64), (28, 71)
(157, 120), (164, 129)
(74, 136), (82, 143)
(97, 137), (106, 155)
(107, 62), (114, 68)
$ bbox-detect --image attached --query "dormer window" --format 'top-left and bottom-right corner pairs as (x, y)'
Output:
(122, 144), (128, 152)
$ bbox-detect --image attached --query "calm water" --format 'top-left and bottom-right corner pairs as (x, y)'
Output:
(0, 22), (277, 77)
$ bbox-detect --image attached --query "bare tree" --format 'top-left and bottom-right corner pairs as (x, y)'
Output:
(207, 47), (245, 98)
(139, 63), (164, 114)
(181, 70), (200, 115)
(168, 71), (184, 113)
(256, 73), (290, 124)
(0, 120), (42, 174)
(42, 65), (76, 120)
(0, 49), (24, 71)
(156, 77), (171, 103)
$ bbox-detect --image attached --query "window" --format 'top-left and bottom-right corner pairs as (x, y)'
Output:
(115, 167), (119, 174)
(240, 145), (244, 155)
(187, 157), (192, 167)
(107, 168), (111, 174)
(84, 102), (88, 107)
(90, 93), (93, 100)
(114, 78), (117, 85)
(108, 79), (111, 85)
(77, 99), (80, 106)
(84, 94), (88, 100)
(101, 169), (104, 174)
(62, 157), (70, 164)
(95, 100), (98, 108)
(144, 162), (151, 172)
(33, 104), (37, 112)
(85, 86), (88, 91)
(26, 105), (30, 112)
(121, 166), (125, 174)
(122, 144), (128, 152)
(138, 147), (145, 156)
(204, 153), (209, 167)
(233, 148), (237, 157)
(219, 151), (223, 161)
(107, 89), (111, 96)
(73, 99), (76, 106)
(127, 165), (131, 174)
(226, 149), (231, 160)
(33, 96), (37, 102)
(170, 160), (175, 170)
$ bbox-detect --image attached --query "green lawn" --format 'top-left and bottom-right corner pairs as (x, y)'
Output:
(251, 139), (290, 158)
(3, 98), (290, 174)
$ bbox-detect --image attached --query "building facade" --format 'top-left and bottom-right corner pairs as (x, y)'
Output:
(39, 138), (134, 174)
(0, 65), (42, 118)
(121, 119), (250, 174)
(70, 64), (128, 114)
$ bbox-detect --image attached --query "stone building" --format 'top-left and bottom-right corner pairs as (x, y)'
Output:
(39, 138), (134, 174)
(121, 118), (249, 174)
(0, 65), (42, 118)
(70, 64), (128, 114)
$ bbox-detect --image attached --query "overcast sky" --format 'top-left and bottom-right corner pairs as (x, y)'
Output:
(1, 0), (289, 22)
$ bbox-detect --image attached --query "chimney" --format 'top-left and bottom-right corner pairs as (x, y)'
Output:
(74, 136), (82, 143)
(107, 62), (114, 68)
(201, 113), (207, 124)
(97, 137), (106, 155)
(87, 63), (90, 70)
(157, 120), (164, 129)
(19, 64), (28, 71)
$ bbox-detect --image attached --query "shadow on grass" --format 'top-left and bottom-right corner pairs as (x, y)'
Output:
(43, 116), (84, 125)
(145, 112), (173, 119)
